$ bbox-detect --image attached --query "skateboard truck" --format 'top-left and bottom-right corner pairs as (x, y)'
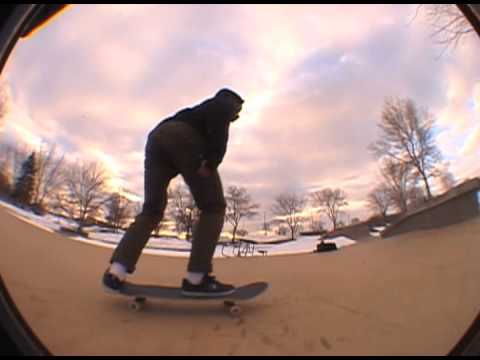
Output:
(129, 297), (243, 318)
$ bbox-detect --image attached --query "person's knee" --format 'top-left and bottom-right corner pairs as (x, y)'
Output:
(141, 201), (166, 219)
(135, 212), (163, 229)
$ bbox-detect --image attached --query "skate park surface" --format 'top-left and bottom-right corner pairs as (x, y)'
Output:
(1, 205), (479, 355)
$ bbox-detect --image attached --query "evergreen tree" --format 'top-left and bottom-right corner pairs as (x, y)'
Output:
(12, 152), (38, 206)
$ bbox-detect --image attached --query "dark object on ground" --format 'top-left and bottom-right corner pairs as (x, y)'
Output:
(59, 226), (89, 238)
(315, 241), (338, 253)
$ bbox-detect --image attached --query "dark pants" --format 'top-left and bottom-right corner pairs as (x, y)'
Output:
(110, 121), (226, 274)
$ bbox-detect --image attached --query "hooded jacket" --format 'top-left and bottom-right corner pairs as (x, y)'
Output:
(154, 89), (243, 171)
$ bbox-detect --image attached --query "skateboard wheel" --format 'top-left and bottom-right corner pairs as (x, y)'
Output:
(130, 298), (146, 311)
(129, 302), (142, 311)
(229, 305), (242, 318)
(223, 301), (242, 317)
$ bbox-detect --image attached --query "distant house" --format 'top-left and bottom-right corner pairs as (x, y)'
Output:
(381, 177), (480, 238)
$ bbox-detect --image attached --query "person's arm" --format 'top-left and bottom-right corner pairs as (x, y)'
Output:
(201, 100), (233, 171)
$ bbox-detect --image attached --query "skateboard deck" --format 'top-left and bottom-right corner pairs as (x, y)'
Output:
(116, 281), (269, 316)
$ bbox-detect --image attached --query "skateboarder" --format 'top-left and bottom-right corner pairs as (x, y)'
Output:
(102, 88), (244, 297)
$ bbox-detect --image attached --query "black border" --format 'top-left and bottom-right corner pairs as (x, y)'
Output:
(0, 3), (479, 356)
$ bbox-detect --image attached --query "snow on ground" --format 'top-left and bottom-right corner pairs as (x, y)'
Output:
(0, 199), (357, 258)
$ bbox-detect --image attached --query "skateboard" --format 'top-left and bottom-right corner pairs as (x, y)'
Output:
(116, 281), (269, 317)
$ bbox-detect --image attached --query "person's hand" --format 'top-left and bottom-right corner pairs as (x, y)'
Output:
(197, 160), (213, 178)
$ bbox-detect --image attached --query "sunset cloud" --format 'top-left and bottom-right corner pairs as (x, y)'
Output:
(1, 4), (479, 228)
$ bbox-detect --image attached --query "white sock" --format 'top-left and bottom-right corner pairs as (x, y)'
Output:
(109, 262), (127, 281)
(187, 272), (205, 285)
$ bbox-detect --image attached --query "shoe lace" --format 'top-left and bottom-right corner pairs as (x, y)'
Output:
(205, 275), (217, 283)
(206, 275), (227, 288)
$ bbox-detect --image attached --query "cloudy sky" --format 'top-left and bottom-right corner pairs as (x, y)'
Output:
(0, 4), (479, 229)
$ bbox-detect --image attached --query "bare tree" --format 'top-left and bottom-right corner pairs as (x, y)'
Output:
(168, 183), (198, 241)
(406, 185), (427, 211)
(104, 192), (134, 232)
(417, 4), (474, 53)
(271, 192), (306, 240)
(369, 97), (442, 200)
(367, 183), (393, 220)
(438, 170), (456, 193)
(32, 144), (65, 209)
(276, 225), (288, 237)
(380, 159), (413, 214)
(310, 188), (348, 231)
(0, 80), (12, 130)
(60, 160), (109, 232)
(225, 186), (259, 243)
(52, 191), (76, 221)
(309, 214), (325, 233)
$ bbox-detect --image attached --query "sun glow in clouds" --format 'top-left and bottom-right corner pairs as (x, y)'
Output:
(5, 118), (42, 150)
(241, 90), (275, 125)
(86, 147), (128, 194)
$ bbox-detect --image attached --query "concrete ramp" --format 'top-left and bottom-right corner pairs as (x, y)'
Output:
(382, 178), (480, 238)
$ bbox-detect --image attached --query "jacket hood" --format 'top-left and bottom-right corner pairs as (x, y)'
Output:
(215, 88), (244, 105)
